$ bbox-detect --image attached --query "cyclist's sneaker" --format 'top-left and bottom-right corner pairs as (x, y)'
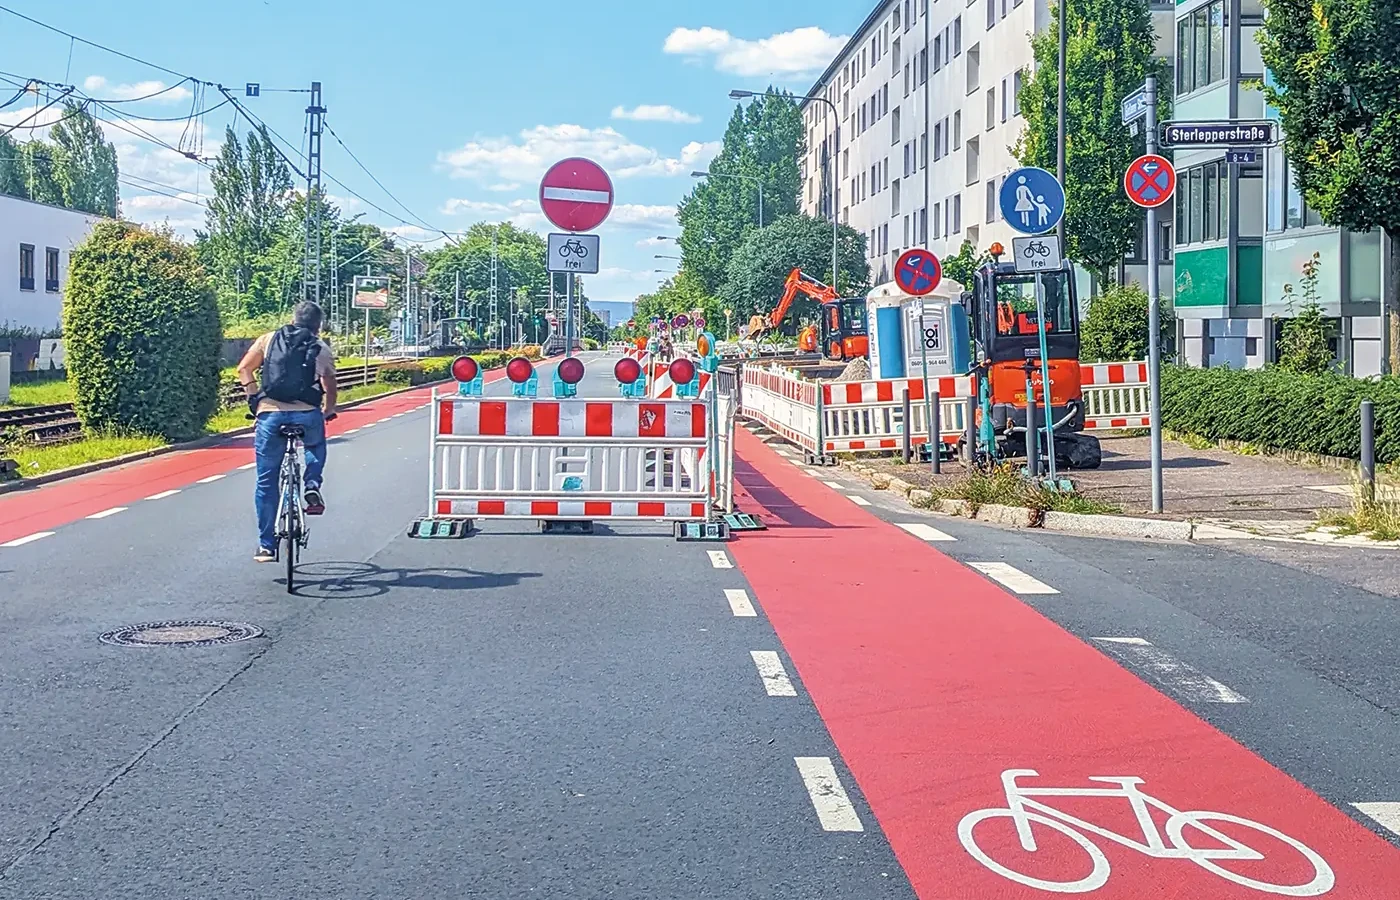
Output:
(303, 488), (325, 516)
(254, 547), (276, 563)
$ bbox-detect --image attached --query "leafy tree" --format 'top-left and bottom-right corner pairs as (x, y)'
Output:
(421, 223), (559, 346)
(0, 134), (23, 197)
(1259, 0), (1400, 370)
(64, 221), (221, 440)
(630, 270), (720, 335)
(198, 125), (294, 311)
(678, 89), (805, 294)
(50, 101), (118, 217)
(1015, 0), (1168, 282)
(940, 239), (990, 289)
(716, 214), (869, 322)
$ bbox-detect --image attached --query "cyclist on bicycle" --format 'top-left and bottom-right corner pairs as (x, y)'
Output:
(237, 301), (338, 563)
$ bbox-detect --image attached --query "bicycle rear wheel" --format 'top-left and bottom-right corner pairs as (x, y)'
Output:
(284, 522), (297, 593)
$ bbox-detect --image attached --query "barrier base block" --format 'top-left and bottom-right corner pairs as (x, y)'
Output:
(541, 520), (594, 535)
(675, 521), (731, 542)
(722, 513), (766, 532)
(803, 452), (833, 467)
(409, 518), (472, 539)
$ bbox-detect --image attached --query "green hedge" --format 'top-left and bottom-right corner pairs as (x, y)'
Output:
(1161, 365), (1400, 462)
(377, 353), (511, 386)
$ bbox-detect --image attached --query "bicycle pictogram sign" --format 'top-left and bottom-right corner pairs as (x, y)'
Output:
(558, 238), (589, 259)
(958, 769), (1334, 895)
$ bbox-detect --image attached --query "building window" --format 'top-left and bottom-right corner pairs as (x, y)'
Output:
(904, 215), (911, 247)
(920, 131), (928, 168)
(934, 121), (944, 161)
(986, 0), (996, 28)
(1177, 0), (1226, 95)
(19, 243), (35, 291)
(953, 111), (962, 149)
(934, 36), (943, 72)
(986, 88), (996, 130)
(967, 44), (980, 94)
(952, 194), (962, 233)
(45, 247), (59, 293)
(933, 201), (943, 239)
(954, 17), (963, 55)
(919, 48), (928, 84)
(892, 107), (902, 145)
(1177, 159), (1259, 245)
(1001, 77), (1009, 122)
(892, 178), (902, 216)
(941, 117), (950, 156)
(1013, 68), (1025, 114)
(986, 180), (997, 223)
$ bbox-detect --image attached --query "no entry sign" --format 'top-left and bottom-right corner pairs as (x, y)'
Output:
(539, 157), (614, 232)
(893, 248), (942, 296)
(1125, 154), (1176, 209)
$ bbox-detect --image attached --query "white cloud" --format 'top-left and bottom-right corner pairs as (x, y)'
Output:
(635, 236), (672, 248)
(438, 124), (713, 184)
(609, 204), (678, 231)
(82, 75), (192, 104)
(679, 140), (721, 170)
(663, 26), (847, 76)
(485, 182), (519, 192)
(611, 104), (701, 125)
(598, 266), (660, 282)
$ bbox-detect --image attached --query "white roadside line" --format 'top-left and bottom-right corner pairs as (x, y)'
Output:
(85, 507), (127, 520)
(724, 588), (757, 617)
(895, 522), (957, 542)
(144, 489), (181, 501)
(847, 495), (871, 506)
(238, 462), (256, 470)
(1093, 637), (1249, 704)
(708, 550), (733, 569)
(1353, 803), (1400, 837)
(750, 651), (797, 696)
(823, 481), (844, 489)
(196, 473), (226, 484)
(344, 428), (360, 434)
(968, 562), (1060, 595)
(1, 531), (54, 548)
(794, 757), (864, 832)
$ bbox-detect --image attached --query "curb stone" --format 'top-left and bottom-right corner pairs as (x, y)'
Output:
(0, 378), (453, 495)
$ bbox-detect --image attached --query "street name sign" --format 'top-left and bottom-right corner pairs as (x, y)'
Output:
(1121, 88), (1147, 125)
(1159, 120), (1278, 149)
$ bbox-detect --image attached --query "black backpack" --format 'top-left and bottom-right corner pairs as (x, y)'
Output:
(261, 325), (323, 404)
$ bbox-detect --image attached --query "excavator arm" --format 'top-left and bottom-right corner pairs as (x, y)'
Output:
(745, 268), (839, 342)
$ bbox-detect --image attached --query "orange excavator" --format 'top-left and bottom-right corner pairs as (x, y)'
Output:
(743, 267), (868, 360)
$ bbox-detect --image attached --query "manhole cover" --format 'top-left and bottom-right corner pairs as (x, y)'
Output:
(99, 620), (264, 648)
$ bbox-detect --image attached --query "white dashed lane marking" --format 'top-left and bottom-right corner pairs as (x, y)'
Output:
(1354, 803), (1400, 837)
(750, 651), (797, 696)
(895, 522), (957, 542)
(196, 474), (226, 484)
(794, 757), (864, 832)
(823, 481), (844, 489)
(85, 507), (127, 520)
(707, 550), (733, 569)
(144, 489), (181, 501)
(847, 495), (871, 506)
(237, 462), (256, 470)
(1093, 637), (1249, 704)
(968, 562), (1060, 595)
(1, 531), (54, 548)
(724, 588), (757, 617)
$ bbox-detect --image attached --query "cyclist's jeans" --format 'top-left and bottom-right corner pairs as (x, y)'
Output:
(253, 409), (327, 550)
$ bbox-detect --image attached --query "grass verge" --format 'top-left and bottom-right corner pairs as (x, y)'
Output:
(927, 463), (1122, 516)
(3, 379), (73, 407)
(1314, 473), (1400, 541)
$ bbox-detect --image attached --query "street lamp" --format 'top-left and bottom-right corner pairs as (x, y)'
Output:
(730, 88), (838, 294)
(691, 170), (764, 229)
(654, 254), (682, 260)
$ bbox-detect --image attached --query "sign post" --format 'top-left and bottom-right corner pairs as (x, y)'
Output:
(539, 157), (614, 355)
(1125, 75), (1170, 515)
(353, 275), (391, 384)
(998, 167), (1067, 483)
(894, 248), (943, 476)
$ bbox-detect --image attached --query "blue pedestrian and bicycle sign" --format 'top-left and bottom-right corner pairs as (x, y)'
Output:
(999, 167), (1065, 235)
(893, 248), (942, 296)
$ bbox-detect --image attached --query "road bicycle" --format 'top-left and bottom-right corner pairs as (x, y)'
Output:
(957, 768), (1334, 896)
(248, 413), (336, 593)
(558, 238), (588, 259)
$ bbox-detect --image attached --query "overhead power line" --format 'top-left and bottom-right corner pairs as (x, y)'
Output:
(0, 4), (197, 83)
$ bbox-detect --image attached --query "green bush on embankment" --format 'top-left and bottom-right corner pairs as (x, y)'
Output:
(1160, 365), (1400, 462)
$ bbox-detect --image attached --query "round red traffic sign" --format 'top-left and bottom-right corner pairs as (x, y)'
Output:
(1125, 154), (1176, 209)
(894, 248), (942, 296)
(539, 157), (614, 232)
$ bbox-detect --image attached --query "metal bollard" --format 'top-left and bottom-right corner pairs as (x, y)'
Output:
(963, 397), (976, 468)
(1026, 387), (1040, 479)
(901, 386), (912, 464)
(1361, 399), (1376, 504)
(931, 390), (942, 475)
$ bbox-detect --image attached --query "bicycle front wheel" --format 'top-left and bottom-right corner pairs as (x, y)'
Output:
(284, 522), (297, 593)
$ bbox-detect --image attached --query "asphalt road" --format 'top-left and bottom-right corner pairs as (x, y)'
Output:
(0, 355), (912, 899)
(3, 354), (1399, 899)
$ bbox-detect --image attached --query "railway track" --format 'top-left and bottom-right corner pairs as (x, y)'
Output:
(0, 363), (385, 446)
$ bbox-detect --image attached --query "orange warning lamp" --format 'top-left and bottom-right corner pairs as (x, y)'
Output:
(988, 242), (1005, 261)
(696, 333), (711, 357)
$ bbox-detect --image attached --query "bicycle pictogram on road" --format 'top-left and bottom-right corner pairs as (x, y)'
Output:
(958, 769), (1335, 895)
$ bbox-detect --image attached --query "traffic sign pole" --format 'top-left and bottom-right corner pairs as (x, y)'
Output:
(1146, 74), (1164, 513)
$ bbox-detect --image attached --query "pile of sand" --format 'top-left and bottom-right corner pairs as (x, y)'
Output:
(835, 357), (871, 382)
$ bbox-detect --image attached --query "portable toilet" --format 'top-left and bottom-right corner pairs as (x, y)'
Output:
(865, 280), (972, 380)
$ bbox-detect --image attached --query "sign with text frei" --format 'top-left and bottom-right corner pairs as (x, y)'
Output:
(352, 275), (391, 309)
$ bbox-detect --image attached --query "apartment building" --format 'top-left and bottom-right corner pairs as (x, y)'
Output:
(799, 0), (1175, 299)
(1171, 0), (1389, 374)
(0, 193), (100, 335)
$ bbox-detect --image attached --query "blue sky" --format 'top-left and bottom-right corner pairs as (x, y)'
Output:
(0, 1), (857, 304)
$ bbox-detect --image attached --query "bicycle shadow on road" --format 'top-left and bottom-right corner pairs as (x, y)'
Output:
(285, 560), (542, 600)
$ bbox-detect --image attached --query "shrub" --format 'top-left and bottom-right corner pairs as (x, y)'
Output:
(1160, 364), (1400, 461)
(1276, 252), (1337, 376)
(377, 353), (510, 386)
(1080, 283), (1168, 362)
(64, 221), (221, 440)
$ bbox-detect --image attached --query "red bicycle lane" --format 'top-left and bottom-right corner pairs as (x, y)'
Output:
(727, 429), (1398, 899)
(0, 381), (451, 546)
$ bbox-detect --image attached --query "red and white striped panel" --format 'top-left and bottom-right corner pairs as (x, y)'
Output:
(1080, 361), (1148, 385)
(823, 433), (959, 452)
(624, 347), (648, 360)
(648, 364), (713, 399)
(436, 399), (706, 439)
(435, 499), (707, 519)
(821, 375), (975, 407)
(1083, 415), (1152, 431)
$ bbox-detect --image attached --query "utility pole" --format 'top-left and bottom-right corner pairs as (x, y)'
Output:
(302, 81), (324, 304)
(404, 246), (413, 354)
(329, 228), (339, 333)
(454, 270), (461, 320)
(1145, 74), (1164, 513)
(1056, 5), (1067, 243)
(490, 227), (500, 350)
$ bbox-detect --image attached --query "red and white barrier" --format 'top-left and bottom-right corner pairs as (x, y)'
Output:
(1080, 361), (1151, 431)
(646, 362), (713, 400)
(429, 393), (713, 523)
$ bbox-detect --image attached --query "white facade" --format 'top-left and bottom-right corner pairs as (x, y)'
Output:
(800, 0), (1175, 294)
(0, 194), (100, 334)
